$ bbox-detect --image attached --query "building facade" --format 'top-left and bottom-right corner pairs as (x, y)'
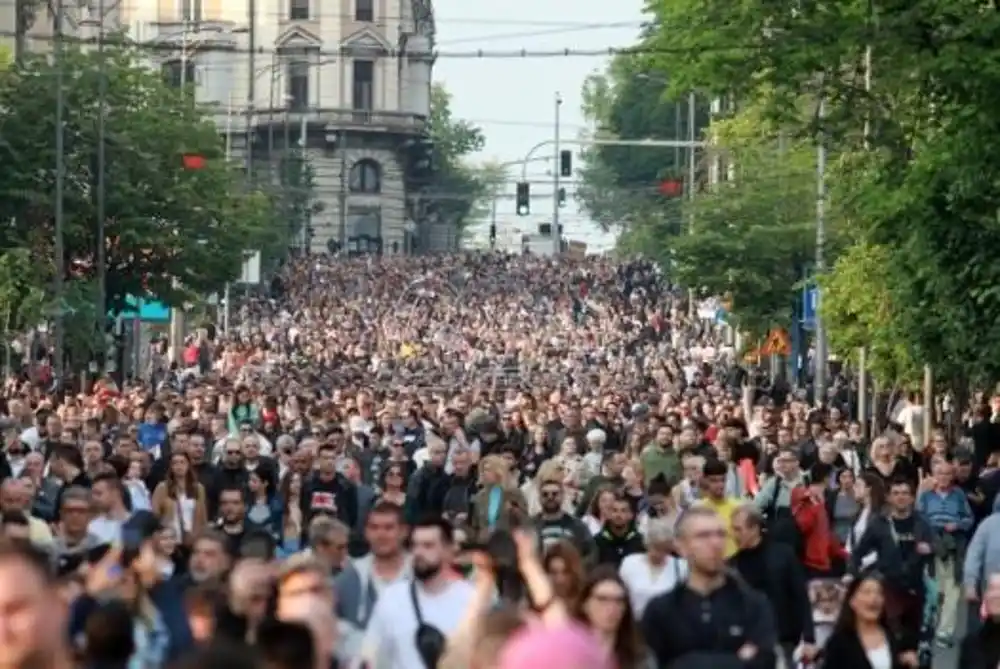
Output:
(2, 0), (443, 254)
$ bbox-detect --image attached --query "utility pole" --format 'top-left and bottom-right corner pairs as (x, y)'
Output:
(686, 92), (697, 318)
(54, 0), (66, 381)
(298, 112), (308, 253)
(168, 23), (191, 363)
(245, 0), (256, 180)
(814, 98), (828, 406)
(223, 95), (233, 336)
(858, 44), (872, 430)
(338, 132), (347, 250)
(552, 92), (562, 255)
(96, 0), (107, 361)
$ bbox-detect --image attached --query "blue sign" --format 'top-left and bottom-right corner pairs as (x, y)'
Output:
(116, 296), (171, 323)
(802, 285), (818, 331)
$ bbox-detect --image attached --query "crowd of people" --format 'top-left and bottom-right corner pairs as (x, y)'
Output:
(1, 251), (1000, 669)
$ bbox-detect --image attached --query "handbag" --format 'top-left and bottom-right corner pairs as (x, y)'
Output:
(410, 580), (446, 669)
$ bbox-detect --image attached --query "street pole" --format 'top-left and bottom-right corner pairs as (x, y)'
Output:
(299, 113), (308, 253)
(223, 95), (233, 336)
(169, 23), (190, 364)
(54, 0), (66, 382)
(96, 0), (107, 352)
(859, 45), (872, 427)
(245, 0), (256, 180)
(686, 91), (696, 318)
(814, 98), (828, 406)
(552, 92), (562, 255)
(338, 132), (347, 250)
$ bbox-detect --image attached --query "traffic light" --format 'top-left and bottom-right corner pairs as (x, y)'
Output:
(558, 187), (566, 207)
(560, 150), (572, 177)
(516, 181), (530, 216)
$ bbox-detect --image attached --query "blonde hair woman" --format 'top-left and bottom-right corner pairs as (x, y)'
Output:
(469, 454), (527, 542)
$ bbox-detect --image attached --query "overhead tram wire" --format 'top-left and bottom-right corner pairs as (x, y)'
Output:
(8, 32), (780, 59)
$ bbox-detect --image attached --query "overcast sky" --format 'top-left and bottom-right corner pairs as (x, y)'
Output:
(430, 0), (646, 251)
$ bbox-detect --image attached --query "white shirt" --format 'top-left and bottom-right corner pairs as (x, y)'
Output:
(619, 553), (687, 617)
(360, 578), (475, 669)
(89, 514), (127, 544)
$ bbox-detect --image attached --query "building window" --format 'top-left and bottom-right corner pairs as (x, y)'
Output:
(287, 58), (309, 110)
(162, 59), (196, 88)
(355, 0), (373, 21)
(177, 0), (202, 21)
(352, 60), (374, 111)
(289, 0), (309, 20)
(346, 206), (382, 253)
(349, 159), (381, 193)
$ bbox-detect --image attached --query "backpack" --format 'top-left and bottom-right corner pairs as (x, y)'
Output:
(763, 480), (805, 558)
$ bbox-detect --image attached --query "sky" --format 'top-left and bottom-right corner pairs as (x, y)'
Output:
(429, 0), (647, 253)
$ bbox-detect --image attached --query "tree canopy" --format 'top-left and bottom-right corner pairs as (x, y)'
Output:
(577, 55), (707, 236)
(585, 0), (1000, 386)
(0, 41), (277, 361)
(425, 84), (498, 240)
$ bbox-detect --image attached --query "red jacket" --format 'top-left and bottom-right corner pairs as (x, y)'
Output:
(791, 487), (847, 574)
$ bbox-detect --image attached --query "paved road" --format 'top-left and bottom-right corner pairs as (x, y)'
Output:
(932, 600), (966, 669)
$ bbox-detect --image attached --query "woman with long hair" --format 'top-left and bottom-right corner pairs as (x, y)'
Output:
(543, 540), (585, 603)
(277, 471), (304, 556)
(583, 485), (616, 535)
(246, 468), (282, 541)
(573, 565), (649, 669)
(828, 468), (860, 546)
(823, 571), (917, 669)
(847, 473), (887, 556)
(378, 463), (407, 507)
(150, 453), (207, 547)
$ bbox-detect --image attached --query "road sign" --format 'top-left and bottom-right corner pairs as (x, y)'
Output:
(762, 328), (791, 356)
(802, 285), (817, 331)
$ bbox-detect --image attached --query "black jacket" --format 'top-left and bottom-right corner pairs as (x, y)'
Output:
(300, 472), (359, 534)
(642, 574), (777, 669)
(729, 539), (814, 644)
(822, 623), (905, 669)
(594, 524), (644, 568)
(536, 512), (597, 564)
(848, 513), (934, 594)
(959, 620), (1000, 669)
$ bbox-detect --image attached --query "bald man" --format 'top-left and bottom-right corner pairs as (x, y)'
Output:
(0, 478), (52, 546)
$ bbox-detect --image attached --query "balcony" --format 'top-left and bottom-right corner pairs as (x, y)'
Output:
(212, 106), (428, 137)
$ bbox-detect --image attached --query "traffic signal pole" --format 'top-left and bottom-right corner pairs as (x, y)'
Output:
(552, 92), (562, 255)
(519, 137), (707, 181)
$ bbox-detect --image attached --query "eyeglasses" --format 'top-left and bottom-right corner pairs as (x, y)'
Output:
(541, 490), (561, 499)
(62, 505), (90, 515)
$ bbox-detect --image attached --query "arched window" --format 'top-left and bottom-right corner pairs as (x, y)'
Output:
(349, 159), (381, 193)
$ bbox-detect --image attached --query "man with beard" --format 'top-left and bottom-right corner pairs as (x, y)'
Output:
(535, 475), (595, 563)
(359, 515), (474, 669)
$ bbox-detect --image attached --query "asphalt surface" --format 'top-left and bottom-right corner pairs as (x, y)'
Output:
(932, 601), (966, 669)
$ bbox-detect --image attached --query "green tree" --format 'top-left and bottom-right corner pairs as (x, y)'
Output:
(0, 42), (278, 313)
(424, 84), (492, 238)
(577, 55), (707, 235)
(279, 155), (323, 255)
(0, 248), (47, 373)
(643, 0), (1000, 387)
(669, 101), (822, 336)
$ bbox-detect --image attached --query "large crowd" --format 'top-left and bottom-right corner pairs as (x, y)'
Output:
(1, 252), (1000, 669)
